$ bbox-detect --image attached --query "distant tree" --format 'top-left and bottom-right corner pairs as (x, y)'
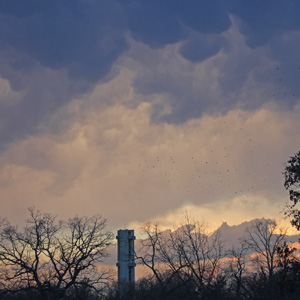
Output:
(228, 245), (248, 299)
(136, 217), (225, 300)
(104, 216), (300, 300)
(169, 217), (225, 300)
(243, 219), (287, 282)
(284, 150), (300, 230)
(0, 208), (113, 299)
(135, 222), (189, 300)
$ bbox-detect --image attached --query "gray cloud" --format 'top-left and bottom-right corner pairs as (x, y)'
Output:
(124, 0), (231, 47)
(0, 0), (300, 148)
(180, 33), (226, 63)
(1, 0), (300, 82)
(0, 0), (127, 80)
(0, 0), (128, 148)
(229, 0), (300, 48)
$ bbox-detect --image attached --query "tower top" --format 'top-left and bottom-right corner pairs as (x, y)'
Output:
(116, 229), (135, 240)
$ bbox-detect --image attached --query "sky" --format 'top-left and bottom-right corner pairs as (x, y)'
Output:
(0, 0), (300, 233)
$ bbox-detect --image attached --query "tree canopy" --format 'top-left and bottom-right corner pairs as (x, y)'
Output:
(284, 150), (300, 230)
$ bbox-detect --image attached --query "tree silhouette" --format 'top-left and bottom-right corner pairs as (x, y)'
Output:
(0, 208), (113, 299)
(284, 150), (300, 230)
(135, 217), (225, 300)
(243, 219), (287, 282)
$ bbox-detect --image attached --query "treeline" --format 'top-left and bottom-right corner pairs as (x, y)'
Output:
(105, 148), (300, 300)
(106, 218), (300, 300)
(0, 209), (299, 300)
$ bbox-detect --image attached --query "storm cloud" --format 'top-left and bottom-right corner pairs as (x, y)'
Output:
(1, 0), (300, 147)
(0, 1), (300, 230)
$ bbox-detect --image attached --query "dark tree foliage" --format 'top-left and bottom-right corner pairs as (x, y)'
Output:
(276, 242), (300, 299)
(284, 150), (300, 230)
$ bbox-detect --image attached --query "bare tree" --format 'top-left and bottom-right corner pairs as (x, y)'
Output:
(0, 208), (113, 299)
(136, 217), (225, 300)
(228, 245), (248, 299)
(169, 217), (224, 299)
(135, 223), (188, 299)
(243, 219), (287, 282)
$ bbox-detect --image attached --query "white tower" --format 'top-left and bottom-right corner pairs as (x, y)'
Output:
(116, 229), (135, 297)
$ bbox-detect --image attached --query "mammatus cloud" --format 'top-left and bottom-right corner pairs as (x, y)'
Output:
(129, 19), (300, 124)
(0, 1), (300, 147)
(0, 63), (299, 230)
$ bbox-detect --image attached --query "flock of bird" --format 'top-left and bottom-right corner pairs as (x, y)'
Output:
(124, 66), (298, 202)
(125, 136), (273, 201)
